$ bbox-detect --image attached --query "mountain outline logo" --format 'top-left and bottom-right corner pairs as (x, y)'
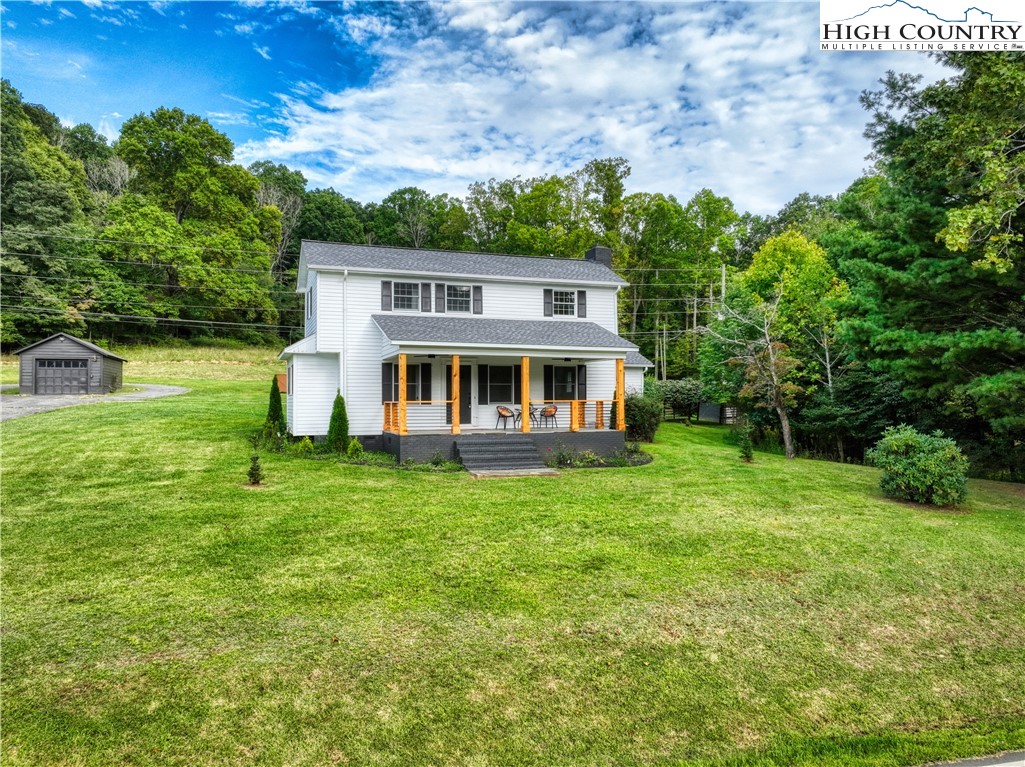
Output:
(831, 0), (1018, 23)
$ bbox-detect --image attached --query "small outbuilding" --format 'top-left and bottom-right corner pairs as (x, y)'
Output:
(13, 333), (126, 395)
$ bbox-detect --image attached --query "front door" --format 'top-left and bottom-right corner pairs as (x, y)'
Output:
(446, 364), (472, 425)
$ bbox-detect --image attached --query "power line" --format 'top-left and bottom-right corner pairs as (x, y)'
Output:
(1, 275), (299, 313)
(5, 305), (302, 330)
(1, 229), (299, 261)
(1, 249), (277, 277)
(0, 271), (299, 296)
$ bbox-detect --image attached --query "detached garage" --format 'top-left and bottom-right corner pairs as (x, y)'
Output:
(13, 333), (126, 395)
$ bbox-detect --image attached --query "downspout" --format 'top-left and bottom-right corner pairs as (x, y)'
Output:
(341, 269), (348, 400)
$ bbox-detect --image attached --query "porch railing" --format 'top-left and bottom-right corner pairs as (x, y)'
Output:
(384, 399), (620, 434)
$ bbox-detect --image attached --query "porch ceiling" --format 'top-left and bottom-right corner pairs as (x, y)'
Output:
(372, 315), (637, 357)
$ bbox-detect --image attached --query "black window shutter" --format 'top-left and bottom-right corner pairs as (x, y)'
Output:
(421, 283), (432, 312)
(478, 364), (489, 405)
(420, 363), (432, 401)
(514, 364), (522, 402)
(543, 288), (553, 317)
(577, 290), (587, 318)
(544, 365), (554, 401)
(381, 363), (393, 402)
(472, 285), (483, 314)
(381, 281), (392, 311)
(435, 283), (446, 313)
(577, 364), (587, 400)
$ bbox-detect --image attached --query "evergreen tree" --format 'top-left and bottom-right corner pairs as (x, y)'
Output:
(326, 391), (349, 452)
(266, 376), (285, 435)
(843, 54), (1025, 436)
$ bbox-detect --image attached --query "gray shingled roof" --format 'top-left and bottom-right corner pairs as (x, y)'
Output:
(372, 315), (637, 351)
(12, 332), (127, 361)
(626, 351), (653, 367)
(302, 241), (627, 285)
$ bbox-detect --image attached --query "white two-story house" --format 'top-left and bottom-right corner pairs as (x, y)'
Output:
(279, 242), (652, 461)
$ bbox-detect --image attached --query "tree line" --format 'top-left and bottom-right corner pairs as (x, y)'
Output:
(1, 52), (1021, 477)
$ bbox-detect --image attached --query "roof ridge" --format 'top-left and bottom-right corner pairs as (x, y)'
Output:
(302, 239), (611, 266)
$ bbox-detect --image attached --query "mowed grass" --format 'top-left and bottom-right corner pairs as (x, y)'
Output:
(1, 347), (1023, 767)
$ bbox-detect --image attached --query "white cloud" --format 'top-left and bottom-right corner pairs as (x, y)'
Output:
(237, 1), (943, 213)
(58, 7), (75, 18)
(254, 44), (271, 60)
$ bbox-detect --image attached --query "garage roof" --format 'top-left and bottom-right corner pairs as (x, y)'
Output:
(12, 333), (127, 362)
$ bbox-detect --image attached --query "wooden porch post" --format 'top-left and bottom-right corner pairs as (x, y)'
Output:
(615, 358), (626, 431)
(520, 356), (531, 433)
(450, 354), (461, 435)
(398, 353), (408, 435)
(570, 400), (580, 432)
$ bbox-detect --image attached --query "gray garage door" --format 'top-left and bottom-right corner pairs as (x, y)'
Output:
(35, 359), (89, 394)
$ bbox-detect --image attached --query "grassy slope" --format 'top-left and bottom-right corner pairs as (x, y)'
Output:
(1, 347), (1023, 766)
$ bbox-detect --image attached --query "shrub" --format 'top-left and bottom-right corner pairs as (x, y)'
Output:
(625, 393), (663, 443)
(287, 436), (315, 456)
(326, 391), (349, 452)
(265, 376), (286, 436)
(253, 422), (284, 452)
(546, 443), (576, 468)
(247, 454), (265, 485)
(737, 421), (754, 463)
(346, 437), (365, 461)
(649, 378), (703, 422)
(866, 425), (969, 506)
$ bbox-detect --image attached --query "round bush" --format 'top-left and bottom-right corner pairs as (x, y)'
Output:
(865, 425), (968, 506)
(625, 393), (663, 443)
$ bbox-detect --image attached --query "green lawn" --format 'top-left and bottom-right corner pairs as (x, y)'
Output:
(1, 348), (1023, 766)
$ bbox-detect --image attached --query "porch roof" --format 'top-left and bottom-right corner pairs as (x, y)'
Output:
(372, 315), (637, 355)
(277, 334), (318, 359)
(626, 350), (654, 368)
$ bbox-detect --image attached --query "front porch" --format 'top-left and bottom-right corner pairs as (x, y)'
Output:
(381, 353), (627, 437)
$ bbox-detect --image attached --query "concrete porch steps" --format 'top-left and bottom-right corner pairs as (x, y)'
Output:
(456, 433), (551, 474)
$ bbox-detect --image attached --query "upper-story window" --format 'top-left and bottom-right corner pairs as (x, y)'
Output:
(544, 288), (586, 318)
(446, 285), (472, 313)
(393, 282), (419, 311)
(382, 281), (483, 314)
(553, 290), (576, 316)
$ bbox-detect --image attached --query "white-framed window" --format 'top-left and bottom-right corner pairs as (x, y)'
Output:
(393, 282), (419, 311)
(553, 290), (576, 316)
(446, 285), (472, 313)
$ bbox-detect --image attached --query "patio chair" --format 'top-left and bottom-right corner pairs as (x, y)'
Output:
(495, 405), (515, 429)
(539, 404), (558, 428)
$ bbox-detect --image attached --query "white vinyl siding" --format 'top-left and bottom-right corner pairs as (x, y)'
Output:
(288, 353), (337, 436)
(625, 367), (646, 394)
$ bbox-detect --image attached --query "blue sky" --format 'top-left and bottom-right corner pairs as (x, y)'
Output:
(1, 0), (946, 213)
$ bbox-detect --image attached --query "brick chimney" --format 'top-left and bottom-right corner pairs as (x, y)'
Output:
(584, 245), (613, 268)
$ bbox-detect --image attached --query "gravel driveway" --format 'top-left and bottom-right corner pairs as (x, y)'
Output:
(0, 384), (189, 421)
